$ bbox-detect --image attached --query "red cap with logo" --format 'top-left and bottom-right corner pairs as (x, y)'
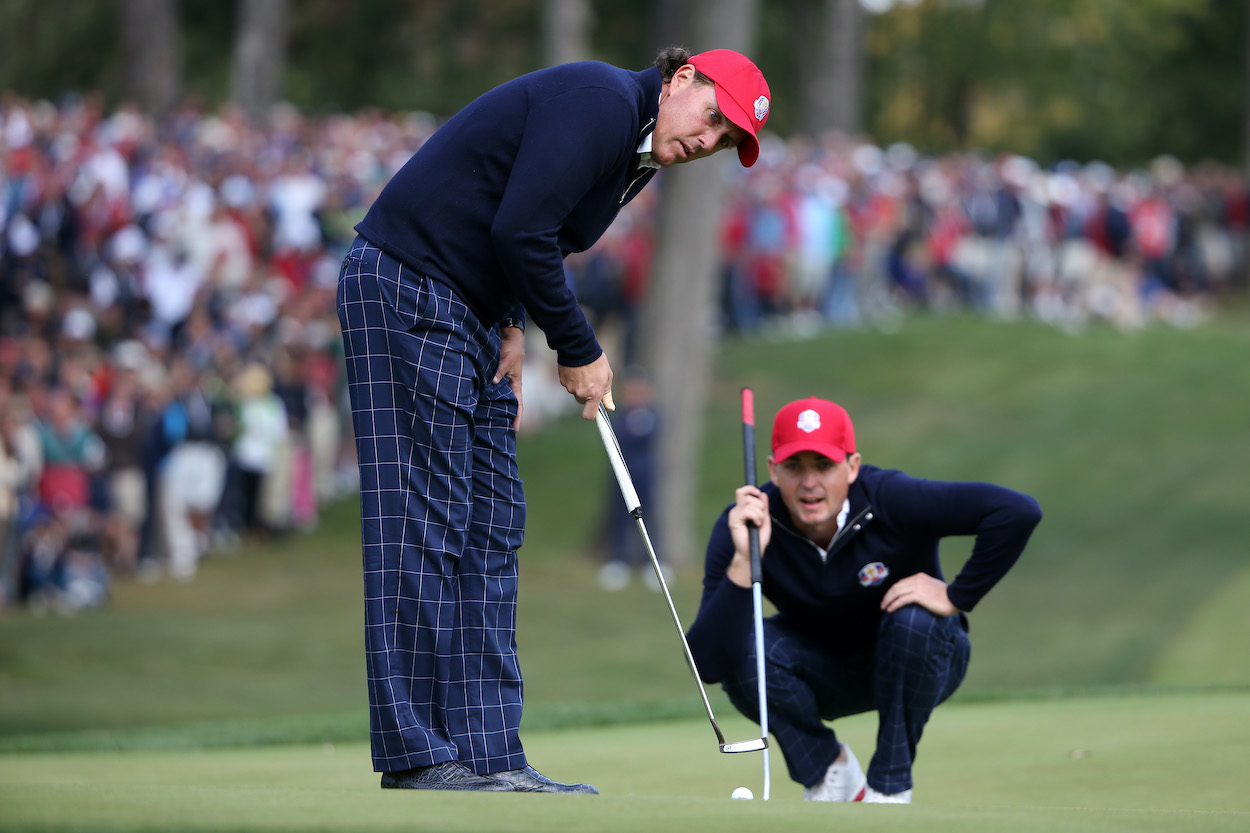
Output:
(771, 398), (856, 463)
(689, 49), (771, 168)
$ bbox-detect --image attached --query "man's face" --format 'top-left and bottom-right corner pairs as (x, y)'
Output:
(650, 65), (746, 167)
(767, 450), (861, 542)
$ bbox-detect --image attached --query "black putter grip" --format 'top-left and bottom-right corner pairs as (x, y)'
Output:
(741, 388), (763, 585)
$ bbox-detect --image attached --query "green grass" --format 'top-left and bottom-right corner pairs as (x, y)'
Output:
(2, 308), (1250, 830)
(4, 309), (1250, 730)
(2, 692), (1247, 831)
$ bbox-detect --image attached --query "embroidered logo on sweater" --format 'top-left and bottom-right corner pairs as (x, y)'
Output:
(858, 562), (888, 587)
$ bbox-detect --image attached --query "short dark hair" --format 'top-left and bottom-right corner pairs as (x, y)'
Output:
(654, 46), (712, 86)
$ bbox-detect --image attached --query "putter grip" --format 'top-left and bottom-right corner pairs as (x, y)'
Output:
(597, 407), (641, 513)
(741, 388), (763, 585)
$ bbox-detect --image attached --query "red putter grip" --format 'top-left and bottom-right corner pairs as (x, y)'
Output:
(741, 387), (758, 488)
(741, 387), (762, 585)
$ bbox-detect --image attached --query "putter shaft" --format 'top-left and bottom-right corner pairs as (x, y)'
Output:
(596, 405), (767, 755)
(742, 387), (773, 799)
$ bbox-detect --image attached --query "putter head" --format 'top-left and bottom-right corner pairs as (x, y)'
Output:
(720, 737), (769, 754)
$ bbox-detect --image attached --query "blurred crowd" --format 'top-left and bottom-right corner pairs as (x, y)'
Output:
(2, 91), (1246, 612)
(572, 135), (1246, 366)
(0, 93), (403, 612)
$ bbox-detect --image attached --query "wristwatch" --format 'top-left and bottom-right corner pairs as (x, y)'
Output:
(500, 317), (525, 332)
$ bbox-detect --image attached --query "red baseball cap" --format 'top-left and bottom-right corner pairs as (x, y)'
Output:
(688, 49), (771, 168)
(771, 398), (856, 463)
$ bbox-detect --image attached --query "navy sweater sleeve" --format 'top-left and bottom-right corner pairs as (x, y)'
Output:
(685, 507), (755, 684)
(871, 471), (1043, 612)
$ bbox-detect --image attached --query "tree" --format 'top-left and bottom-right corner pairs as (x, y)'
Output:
(640, 0), (762, 567)
(1245, 0), (1250, 177)
(864, 0), (1244, 166)
(120, 0), (182, 115)
(649, 0), (697, 55)
(230, 0), (289, 123)
(542, 0), (593, 67)
(796, 0), (866, 137)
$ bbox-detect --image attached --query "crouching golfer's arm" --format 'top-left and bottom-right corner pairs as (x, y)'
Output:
(878, 474), (1043, 616)
(686, 486), (770, 683)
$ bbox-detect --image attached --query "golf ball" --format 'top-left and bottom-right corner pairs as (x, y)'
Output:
(731, 786), (754, 800)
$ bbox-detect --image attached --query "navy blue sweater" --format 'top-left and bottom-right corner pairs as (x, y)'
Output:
(686, 465), (1042, 683)
(355, 62), (662, 367)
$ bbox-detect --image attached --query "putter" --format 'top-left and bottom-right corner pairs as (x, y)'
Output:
(595, 403), (767, 755)
(741, 387), (772, 800)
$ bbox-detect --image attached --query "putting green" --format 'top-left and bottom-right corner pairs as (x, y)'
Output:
(1, 690), (1247, 832)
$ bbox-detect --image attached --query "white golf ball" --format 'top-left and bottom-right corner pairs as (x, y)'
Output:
(731, 786), (754, 800)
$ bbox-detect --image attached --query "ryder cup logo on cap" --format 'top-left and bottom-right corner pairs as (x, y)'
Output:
(771, 397), (856, 464)
(689, 49), (771, 168)
(754, 96), (770, 123)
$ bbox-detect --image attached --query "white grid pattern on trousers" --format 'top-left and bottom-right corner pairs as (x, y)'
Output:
(337, 236), (527, 775)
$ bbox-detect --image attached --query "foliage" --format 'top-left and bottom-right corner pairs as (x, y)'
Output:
(0, 0), (116, 102)
(283, 0), (542, 114)
(0, 1), (1243, 166)
(866, 0), (1245, 166)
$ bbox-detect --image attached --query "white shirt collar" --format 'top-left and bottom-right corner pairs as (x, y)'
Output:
(636, 133), (661, 169)
(814, 499), (851, 562)
(635, 93), (663, 169)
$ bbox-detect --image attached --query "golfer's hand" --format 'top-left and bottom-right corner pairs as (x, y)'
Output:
(725, 486), (770, 588)
(558, 353), (615, 420)
(494, 324), (526, 430)
(881, 572), (958, 616)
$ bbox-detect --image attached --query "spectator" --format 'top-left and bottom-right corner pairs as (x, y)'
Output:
(597, 367), (666, 592)
(0, 385), (41, 605)
(35, 387), (103, 515)
(159, 359), (229, 580)
(94, 367), (152, 573)
(219, 363), (287, 539)
(0, 90), (1244, 609)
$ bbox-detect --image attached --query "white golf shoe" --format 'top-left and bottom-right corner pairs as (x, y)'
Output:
(803, 743), (867, 802)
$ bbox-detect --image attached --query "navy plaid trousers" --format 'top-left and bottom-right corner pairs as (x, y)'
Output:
(337, 236), (527, 775)
(723, 605), (970, 794)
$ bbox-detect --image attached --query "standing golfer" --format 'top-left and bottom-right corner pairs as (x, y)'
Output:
(337, 48), (771, 792)
(687, 397), (1041, 803)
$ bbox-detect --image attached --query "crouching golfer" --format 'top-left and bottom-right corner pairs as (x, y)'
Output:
(687, 397), (1041, 803)
(338, 47), (771, 794)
